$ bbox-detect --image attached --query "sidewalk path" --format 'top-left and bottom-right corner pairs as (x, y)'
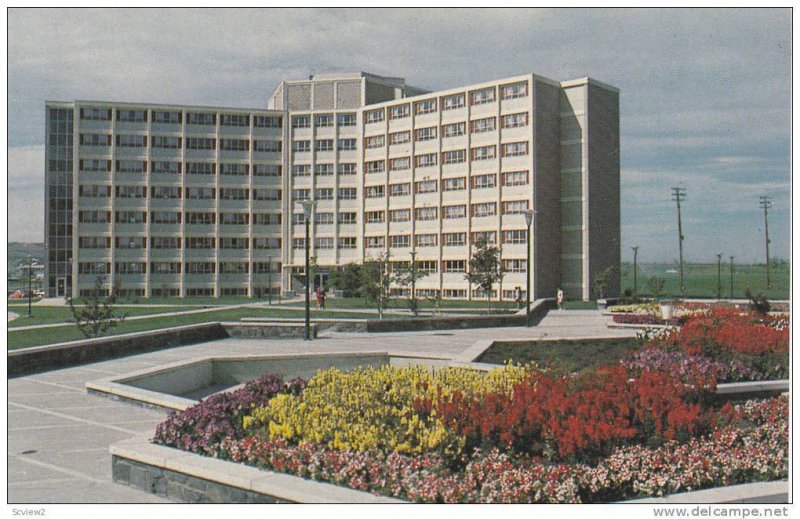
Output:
(7, 309), (634, 503)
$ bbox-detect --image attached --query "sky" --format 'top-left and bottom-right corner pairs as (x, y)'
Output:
(6, 7), (791, 263)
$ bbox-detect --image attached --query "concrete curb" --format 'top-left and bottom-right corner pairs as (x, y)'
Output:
(625, 481), (788, 504)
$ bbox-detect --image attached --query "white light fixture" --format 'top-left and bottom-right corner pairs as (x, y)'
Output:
(522, 209), (535, 227)
(297, 199), (317, 220)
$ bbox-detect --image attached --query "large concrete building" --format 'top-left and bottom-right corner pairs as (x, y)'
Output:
(44, 71), (619, 302)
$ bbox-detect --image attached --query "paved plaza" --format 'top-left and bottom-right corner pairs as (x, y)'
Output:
(7, 310), (635, 503)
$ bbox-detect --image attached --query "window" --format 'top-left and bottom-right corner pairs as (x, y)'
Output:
(338, 187), (357, 200)
(185, 262), (216, 274)
(414, 180), (437, 194)
(254, 213), (282, 225)
(219, 262), (249, 273)
(152, 287), (180, 297)
(442, 177), (466, 191)
(151, 136), (181, 149)
(252, 260), (281, 273)
(364, 109), (384, 124)
(502, 200), (529, 215)
(365, 211), (384, 223)
(389, 104), (410, 120)
(315, 163), (334, 176)
(220, 164), (249, 176)
(471, 145), (497, 161)
(415, 234), (438, 247)
(442, 149), (466, 165)
(219, 114), (249, 127)
(115, 262), (147, 274)
(471, 202), (497, 217)
(470, 117), (496, 134)
(502, 170), (529, 186)
(185, 187), (216, 199)
(152, 111), (182, 124)
(502, 230), (527, 244)
(81, 159), (111, 172)
(151, 161), (181, 174)
(151, 237), (181, 249)
(413, 261), (436, 275)
(116, 160), (146, 174)
(186, 212), (216, 224)
(115, 236), (146, 249)
(115, 211), (146, 223)
(186, 138), (216, 150)
(292, 188), (310, 201)
(292, 213), (305, 225)
(337, 113), (357, 126)
(365, 160), (385, 173)
(79, 185), (110, 198)
(415, 153), (437, 168)
(187, 112), (216, 125)
(151, 186), (181, 199)
(151, 262), (181, 274)
(389, 183), (410, 197)
(500, 82), (528, 100)
(503, 259), (527, 272)
(389, 235), (410, 248)
(443, 289), (467, 298)
(502, 142), (529, 157)
(443, 233), (466, 246)
(253, 140), (281, 152)
(252, 238), (281, 249)
(315, 237), (334, 249)
(151, 211), (181, 224)
(186, 237), (215, 249)
(253, 164), (282, 177)
(254, 115), (282, 128)
(442, 204), (467, 219)
(220, 238), (249, 249)
(338, 237), (357, 249)
(292, 115), (310, 128)
(80, 133), (110, 146)
(116, 134), (147, 148)
(366, 236), (385, 248)
(415, 99), (437, 115)
(415, 207), (438, 221)
(471, 173), (497, 189)
(292, 165), (311, 177)
(472, 231), (497, 245)
(443, 260), (466, 273)
(470, 87), (496, 105)
(315, 188), (334, 200)
(314, 114), (333, 127)
(116, 109), (147, 122)
(442, 122), (465, 138)
(315, 139), (334, 152)
(78, 210), (111, 223)
(186, 288), (215, 296)
(220, 188), (249, 200)
(414, 127), (436, 142)
(389, 131), (411, 145)
(389, 209), (410, 222)
(220, 139), (249, 151)
(389, 157), (410, 171)
(293, 140), (311, 152)
(185, 162), (215, 175)
(220, 213), (249, 225)
(314, 212), (334, 225)
(365, 135), (385, 149)
(81, 107), (111, 121)
(338, 212), (357, 225)
(338, 138), (357, 151)
(501, 112), (528, 129)
(442, 93), (465, 110)
(253, 188), (281, 201)
(338, 163), (357, 175)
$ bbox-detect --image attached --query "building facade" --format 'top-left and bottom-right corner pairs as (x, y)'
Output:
(45, 71), (619, 302)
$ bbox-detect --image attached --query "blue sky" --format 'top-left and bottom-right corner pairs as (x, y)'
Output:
(7, 8), (791, 263)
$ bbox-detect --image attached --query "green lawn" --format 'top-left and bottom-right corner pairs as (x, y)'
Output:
(7, 307), (398, 350)
(6, 305), (194, 328)
(477, 338), (641, 375)
(285, 297), (517, 311)
(621, 262), (789, 300)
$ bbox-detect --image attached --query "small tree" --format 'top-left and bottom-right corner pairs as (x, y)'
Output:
(465, 238), (505, 311)
(646, 276), (666, 301)
(360, 252), (393, 319)
(592, 266), (615, 300)
(68, 276), (128, 338)
(393, 261), (429, 316)
(329, 263), (362, 298)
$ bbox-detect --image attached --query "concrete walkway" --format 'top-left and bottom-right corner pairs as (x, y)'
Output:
(7, 309), (635, 503)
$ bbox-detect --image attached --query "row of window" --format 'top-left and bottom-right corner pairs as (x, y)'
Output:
(80, 135), (282, 152)
(78, 261), (284, 275)
(290, 113), (358, 128)
(291, 139), (357, 152)
(80, 160), (282, 176)
(362, 143), (529, 173)
(290, 163), (357, 176)
(362, 82), (529, 124)
(81, 108), (282, 128)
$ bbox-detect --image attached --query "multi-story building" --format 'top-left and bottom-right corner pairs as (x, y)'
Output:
(45, 71), (619, 302)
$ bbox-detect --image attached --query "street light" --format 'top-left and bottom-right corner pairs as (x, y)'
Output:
(631, 246), (639, 297)
(298, 199), (317, 341)
(409, 250), (417, 316)
(27, 255), (33, 318)
(716, 253), (723, 300)
(522, 209), (535, 326)
(729, 256), (735, 299)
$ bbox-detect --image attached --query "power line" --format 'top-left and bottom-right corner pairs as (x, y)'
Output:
(671, 187), (687, 295)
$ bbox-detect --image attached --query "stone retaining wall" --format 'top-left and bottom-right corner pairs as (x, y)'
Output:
(221, 322), (317, 339)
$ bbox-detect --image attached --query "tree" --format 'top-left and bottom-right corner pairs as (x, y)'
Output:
(393, 261), (429, 316)
(68, 276), (128, 338)
(359, 252), (393, 319)
(465, 238), (505, 311)
(646, 276), (666, 301)
(329, 263), (362, 298)
(592, 266), (615, 300)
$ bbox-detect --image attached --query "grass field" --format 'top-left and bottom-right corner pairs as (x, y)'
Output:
(477, 338), (641, 375)
(6, 305), (195, 328)
(620, 262), (789, 300)
(284, 297), (517, 311)
(7, 307), (402, 350)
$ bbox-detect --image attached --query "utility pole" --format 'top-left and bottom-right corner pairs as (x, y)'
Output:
(716, 253), (723, 300)
(759, 195), (773, 289)
(729, 256), (735, 299)
(671, 187), (687, 295)
(27, 255), (33, 318)
(631, 246), (639, 297)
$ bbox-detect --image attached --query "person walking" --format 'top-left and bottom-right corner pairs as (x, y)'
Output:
(315, 286), (322, 309)
(319, 286), (326, 309)
(514, 286), (523, 309)
(556, 287), (564, 311)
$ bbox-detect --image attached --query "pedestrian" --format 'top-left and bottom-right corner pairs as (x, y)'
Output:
(556, 287), (564, 310)
(315, 286), (322, 309)
(319, 286), (326, 309)
(514, 286), (523, 309)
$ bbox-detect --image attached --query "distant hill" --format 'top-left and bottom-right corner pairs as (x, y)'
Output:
(7, 242), (45, 275)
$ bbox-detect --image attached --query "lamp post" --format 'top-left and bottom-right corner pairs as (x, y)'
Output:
(716, 253), (723, 300)
(409, 250), (417, 315)
(522, 209), (535, 326)
(27, 255), (33, 318)
(298, 199), (317, 341)
(267, 256), (273, 305)
(729, 256), (735, 299)
(631, 246), (639, 297)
